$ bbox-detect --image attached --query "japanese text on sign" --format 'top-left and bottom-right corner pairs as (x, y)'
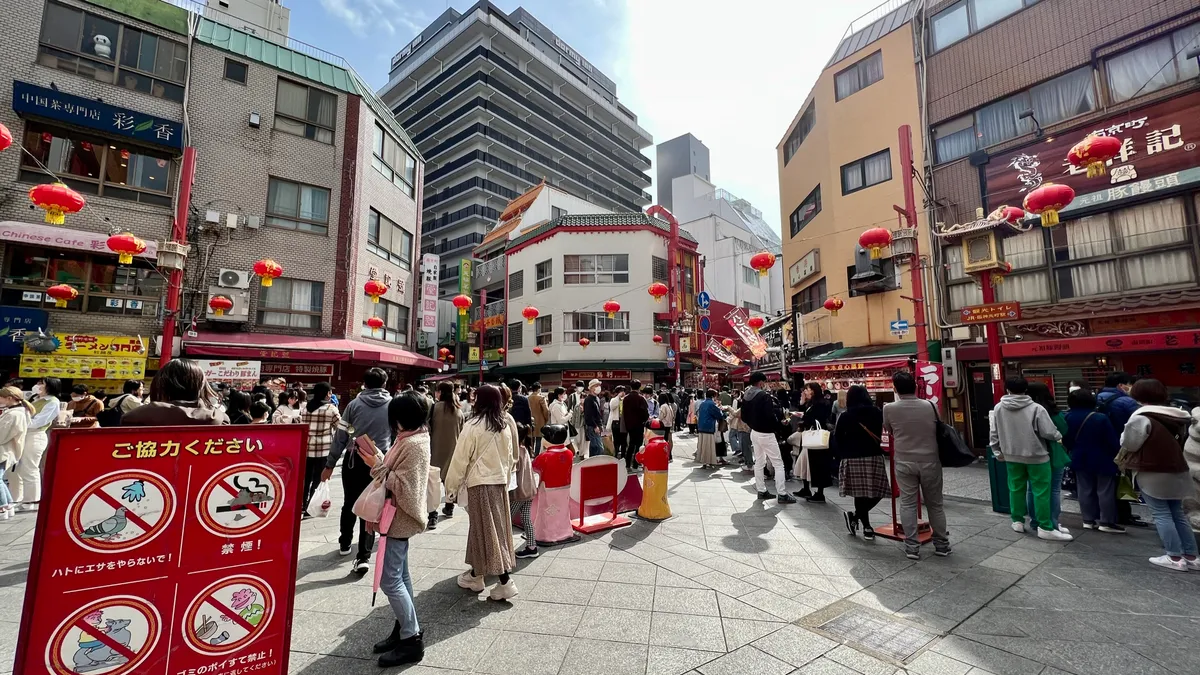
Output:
(960, 302), (1022, 325)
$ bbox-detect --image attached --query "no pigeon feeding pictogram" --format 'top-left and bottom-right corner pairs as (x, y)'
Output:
(195, 463), (285, 538)
(181, 575), (275, 656)
(45, 595), (162, 675)
(65, 470), (176, 554)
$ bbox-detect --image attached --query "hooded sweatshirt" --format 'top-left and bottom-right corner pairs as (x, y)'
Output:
(988, 394), (1061, 464)
(1119, 405), (1191, 500)
(328, 388), (393, 471)
(740, 386), (779, 435)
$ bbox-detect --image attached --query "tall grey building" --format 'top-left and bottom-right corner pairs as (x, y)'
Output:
(655, 133), (709, 211)
(378, 1), (653, 296)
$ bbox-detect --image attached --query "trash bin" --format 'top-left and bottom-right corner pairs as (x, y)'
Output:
(988, 454), (1010, 514)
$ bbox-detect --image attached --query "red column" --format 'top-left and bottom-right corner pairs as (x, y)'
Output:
(980, 271), (1005, 404)
(895, 125), (929, 364)
(478, 288), (487, 385)
(159, 146), (196, 369)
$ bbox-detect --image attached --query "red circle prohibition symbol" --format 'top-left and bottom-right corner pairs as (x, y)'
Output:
(182, 575), (275, 656)
(194, 462), (285, 538)
(45, 595), (162, 675)
(65, 469), (176, 554)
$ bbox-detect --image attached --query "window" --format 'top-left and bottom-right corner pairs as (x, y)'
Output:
(38, 2), (186, 102)
(1, 245), (162, 314)
(783, 102), (816, 165)
(742, 266), (761, 286)
(367, 209), (413, 268)
(932, 115), (976, 163)
(930, 0), (1037, 52)
(535, 259), (553, 291)
(508, 322), (523, 350)
(362, 298), (409, 344)
(1106, 22), (1200, 103)
(535, 315), (553, 345)
(372, 124), (417, 197)
(743, 301), (762, 312)
(789, 185), (822, 237)
(275, 79), (336, 143)
(564, 254), (629, 284)
(835, 51), (883, 100)
(793, 277), (827, 314)
(258, 278), (324, 330)
(841, 150), (892, 195)
(565, 312), (630, 343)
(509, 270), (524, 299)
(224, 58), (247, 84)
(266, 178), (330, 234)
(19, 122), (173, 206)
(651, 256), (668, 283)
(552, 206), (567, 220)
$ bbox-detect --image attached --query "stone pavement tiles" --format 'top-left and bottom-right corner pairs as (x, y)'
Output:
(3, 433), (1200, 674)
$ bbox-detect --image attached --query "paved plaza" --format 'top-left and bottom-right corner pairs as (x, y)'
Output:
(3, 434), (1199, 675)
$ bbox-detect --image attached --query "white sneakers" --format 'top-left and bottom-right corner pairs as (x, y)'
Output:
(1037, 527), (1073, 541)
(1189, 558), (1200, 572)
(1056, 524), (1070, 535)
(488, 579), (518, 601)
(1149, 555), (1189, 572)
(1011, 522), (1025, 533)
(457, 571), (485, 592)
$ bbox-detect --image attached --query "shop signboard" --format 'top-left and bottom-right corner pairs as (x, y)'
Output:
(456, 260), (472, 342)
(706, 337), (741, 366)
(420, 253), (439, 334)
(0, 220), (159, 259)
(19, 354), (146, 379)
(0, 306), (47, 356)
(724, 306), (768, 359)
(984, 91), (1200, 212)
(14, 425), (307, 675)
(960, 302), (1021, 324)
(13, 80), (183, 150)
(1090, 309), (1200, 334)
(1004, 328), (1200, 357)
(24, 333), (149, 356)
(260, 363), (336, 378)
(199, 360), (261, 386)
(561, 370), (631, 381)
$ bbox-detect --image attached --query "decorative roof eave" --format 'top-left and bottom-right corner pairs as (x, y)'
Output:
(933, 206), (1033, 241)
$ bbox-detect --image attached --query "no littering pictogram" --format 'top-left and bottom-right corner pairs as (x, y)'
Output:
(182, 575), (275, 656)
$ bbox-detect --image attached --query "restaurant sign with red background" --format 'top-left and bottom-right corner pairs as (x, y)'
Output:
(960, 302), (1022, 325)
(15, 425), (307, 675)
(561, 370), (632, 381)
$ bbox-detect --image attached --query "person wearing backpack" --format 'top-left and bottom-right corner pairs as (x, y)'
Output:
(1096, 372), (1140, 431)
(97, 380), (144, 427)
(1064, 389), (1123, 533)
(1116, 379), (1199, 572)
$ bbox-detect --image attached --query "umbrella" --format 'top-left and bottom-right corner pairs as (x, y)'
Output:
(371, 501), (397, 606)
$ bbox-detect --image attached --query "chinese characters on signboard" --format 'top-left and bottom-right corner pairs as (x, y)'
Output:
(420, 253), (439, 334)
(960, 302), (1022, 325)
(724, 306), (768, 359)
(561, 370), (633, 381)
(199, 360), (261, 386)
(13, 80), (183, 149)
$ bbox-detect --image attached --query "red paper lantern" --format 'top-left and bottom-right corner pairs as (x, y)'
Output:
(603, 299), (621, 318)
(41, 132), (52, 145)
(46, 284), (78, 308)
(0, 123), (11, 152)
(858, 228), (893, 260)
(747, 316), (765, 333)
(253, 259), (283, 287)
(29, 182), (86, 225)
(364, 279), (389, 304)
(532, 346), (543, 356)
(208, 294), (233, 317)
(498, 348), (506, 356)
(438, 347), (451, 359)
(647, 282), (668, 302)
(1023, 182), (1075, 227)
(522, 306), (540, 324)
(722, 338), (735, 349)
(749, 251), (776, 277)
(823, 296), (844, 316)
(366, 316), (384, 333)
(996, 205), (1025, 224)
(1067, 134), (1123, 179)
(106, 231), (147, 265)
(652, 335), (664, 344)
(452, 293), (472, 316)
(578, 337), (590, 349)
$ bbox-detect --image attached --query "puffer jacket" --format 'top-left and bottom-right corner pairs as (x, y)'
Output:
(444, 415), (520, 494)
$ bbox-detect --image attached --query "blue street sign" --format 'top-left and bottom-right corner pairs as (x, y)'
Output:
(667, 359), (676, 368)
(889, 319), (910, 337)
(667, 349), (676, 358)
(699, 316), (711, 333)
(696, 291), (711, 309)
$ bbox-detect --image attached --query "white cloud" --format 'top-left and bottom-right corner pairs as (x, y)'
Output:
(318, 0), (426, 37)
(611, 0), (887, 238)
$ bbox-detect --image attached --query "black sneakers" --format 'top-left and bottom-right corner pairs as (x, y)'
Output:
(777, 493), (797, 504)
(442, 504), (455, 518)
(426, 512), (439, 531)
(378, 633), (424, 668)
(756, 490), (776, 500)
(515, 546), (540, 559)
(352, 557), (369, 574)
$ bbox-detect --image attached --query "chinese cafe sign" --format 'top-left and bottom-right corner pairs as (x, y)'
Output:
(1004, 328), (1200, 358)
(561, 370), (632, 381)
(13, 425), (306, 675)
(0, 220), (159, 259)
(960, 302), (1022, 325)
(985, 90), (1200, 213)
(12, 80), (183, 150)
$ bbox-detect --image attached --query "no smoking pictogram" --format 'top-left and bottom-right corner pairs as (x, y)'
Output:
(45, 595), (161, 675)
(65, 470), (176, 554)
(182, 575), (275, 656)
(195, 463), (284, 538)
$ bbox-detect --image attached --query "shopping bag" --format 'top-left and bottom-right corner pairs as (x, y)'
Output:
(307, 481), (332, 518)
(1117, 473), (1139, 501)
(801, 429), (830, 449)
(352, 477), (387, 523)
(603, 434), (615, 456)
(426, 467), (443, 514)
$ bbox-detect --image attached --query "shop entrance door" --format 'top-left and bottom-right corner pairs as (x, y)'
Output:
(967, 366), (994, 450)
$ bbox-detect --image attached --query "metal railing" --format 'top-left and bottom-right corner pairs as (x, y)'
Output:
(168, 0), (350, 68)
(838, 0), (916, 43)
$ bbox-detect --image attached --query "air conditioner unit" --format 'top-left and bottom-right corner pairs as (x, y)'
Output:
(206, 286), (250, 322)
(217, 269), (251, 289)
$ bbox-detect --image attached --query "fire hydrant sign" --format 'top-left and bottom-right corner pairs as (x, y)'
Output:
(15, 425), (308, 675)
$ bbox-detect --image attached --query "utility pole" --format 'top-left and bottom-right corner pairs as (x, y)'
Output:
(158, 146), (196, 369)
(893, 125), (930, 365)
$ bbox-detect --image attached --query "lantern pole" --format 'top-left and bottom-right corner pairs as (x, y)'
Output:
(478, 287), (486, 385)
(700, 257), (707, 384)
(159, 145), (196, 369)
(893, 125), (930, 365)
(980, 271), (1005, 404)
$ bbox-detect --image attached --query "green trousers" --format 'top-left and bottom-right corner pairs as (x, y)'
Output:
(1007, 461), (1051, 527)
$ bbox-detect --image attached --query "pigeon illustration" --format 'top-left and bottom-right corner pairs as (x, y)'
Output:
(121, 481), (146, 503)
(79, 507), (128, 539)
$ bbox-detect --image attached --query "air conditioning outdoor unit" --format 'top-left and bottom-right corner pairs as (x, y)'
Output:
(206, 286), (250, 322)
(217, 269), (251, 289)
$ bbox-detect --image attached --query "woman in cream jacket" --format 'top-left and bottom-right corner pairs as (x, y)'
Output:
(0, 386), (34, 520)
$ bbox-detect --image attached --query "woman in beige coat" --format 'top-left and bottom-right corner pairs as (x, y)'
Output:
(428, 382), (464, 526)
(445, 384), (520, 600)
(0, 386), (34, 520)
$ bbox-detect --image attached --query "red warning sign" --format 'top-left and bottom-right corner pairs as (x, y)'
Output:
(16, 425), (308, 675)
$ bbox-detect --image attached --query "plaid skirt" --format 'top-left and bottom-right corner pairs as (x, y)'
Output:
(839, 455), (890, 499)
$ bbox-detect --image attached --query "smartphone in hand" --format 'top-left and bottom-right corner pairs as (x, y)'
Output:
(355, 434), (376, 455)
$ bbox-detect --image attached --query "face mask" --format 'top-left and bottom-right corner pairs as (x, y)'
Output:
(591, 386), (601, 394)
(33, 384), (44, 396)
(575, 386), (583, 392)
(71, 395), (83, 402)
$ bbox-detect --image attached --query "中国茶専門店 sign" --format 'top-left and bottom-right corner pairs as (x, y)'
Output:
(12, 80), (183, 150)
(960, 302), (1022, 325)
(984, 91), (1200, 212)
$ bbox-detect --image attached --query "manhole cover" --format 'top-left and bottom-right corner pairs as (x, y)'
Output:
(817, 607), (937, 661)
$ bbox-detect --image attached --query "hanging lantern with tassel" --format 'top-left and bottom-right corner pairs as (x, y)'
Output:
(46, 284), (78, 308)
(106, 232), (147, 265)
(208, 294), (233, 317)
(253, 259), (283, 287)
(603, 299), (621, 319)
(29, 182), (86, 225)
(364, 279), (389, 304)
(366, 316), (384, 334)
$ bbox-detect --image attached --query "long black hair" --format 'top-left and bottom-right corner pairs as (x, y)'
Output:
(845, 385), (872, 409)
(390, 391), (431, 433)
(1027, 382), (1058, 416)
(307, 382), (332, 413)
(471, 384), (506, 433)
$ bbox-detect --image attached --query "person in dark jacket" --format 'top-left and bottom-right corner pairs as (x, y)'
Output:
(795, 382), (833, 502)
(1096, 372), (1140, 431)
(742, 374), (794, 503)
(1063, 388), (1123, 533)
(323, 368), (393, 573)
(695, 389), (725, 469)
(122, 359), (230, 426)
(621, 380), (650, 469)
(582, 379), (606, 457)
(226, 389), (253, 425)
(834, 385), (888, 539)
(508, 379), (532, 445)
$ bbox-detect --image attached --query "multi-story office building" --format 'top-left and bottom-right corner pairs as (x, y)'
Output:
(924, 0), (1200, 445)
(203, 0), (289, 43)
(655, 132), (710, 211)
(378, 1), (654, 297)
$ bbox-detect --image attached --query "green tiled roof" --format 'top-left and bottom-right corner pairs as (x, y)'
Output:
(508, 213), (700, 249)
(195, 18), (359, 94)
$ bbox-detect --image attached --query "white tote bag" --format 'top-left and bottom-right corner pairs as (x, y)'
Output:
(800, 428), (830, 450)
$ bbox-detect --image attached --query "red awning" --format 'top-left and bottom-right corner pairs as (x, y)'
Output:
(182, 332), (442, 370)
(1003, 328), (1200, 358)
(789, 357), (911, 374)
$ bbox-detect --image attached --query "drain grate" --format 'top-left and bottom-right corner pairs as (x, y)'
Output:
(818, 607), (938, 661)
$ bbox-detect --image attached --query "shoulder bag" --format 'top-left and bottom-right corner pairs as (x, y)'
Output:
(930, 401), (975, 467)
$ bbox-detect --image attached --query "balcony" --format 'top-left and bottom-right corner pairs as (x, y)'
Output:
(423, 232), (486, 256)
(473, 256), (506, 287)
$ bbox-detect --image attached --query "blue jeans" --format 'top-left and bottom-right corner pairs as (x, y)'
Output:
(1027, 467), (1063, 530)
(737, 431), (753, 466)
(587, 428), (605, 457)
(380, 537), (420, 638)
(1142, 493), (1199, 558)
(0, 466), (11, 507)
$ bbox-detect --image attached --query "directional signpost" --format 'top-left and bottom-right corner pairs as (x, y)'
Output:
(696, 291), (711, 309)
(889, 319), (910, 338)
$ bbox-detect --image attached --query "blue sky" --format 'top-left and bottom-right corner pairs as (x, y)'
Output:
(289, 0), (886, 239)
